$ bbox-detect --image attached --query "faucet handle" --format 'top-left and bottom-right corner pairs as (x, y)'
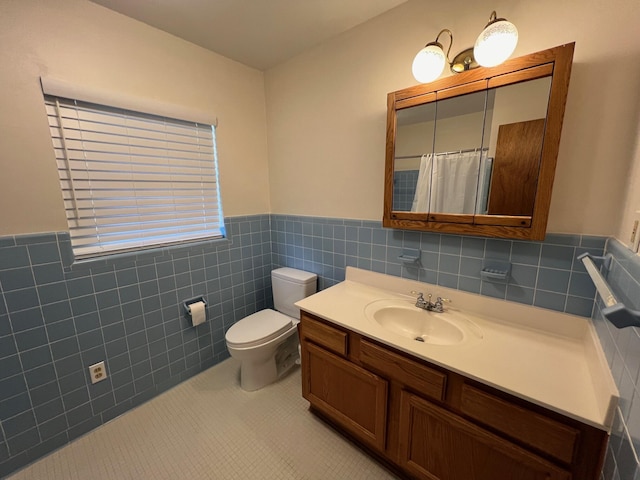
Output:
(410, 290), (427, 307)
(432, 296), (451, 312)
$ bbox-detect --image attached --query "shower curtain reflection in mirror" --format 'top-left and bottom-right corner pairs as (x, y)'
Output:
(411, 150), (493, 214)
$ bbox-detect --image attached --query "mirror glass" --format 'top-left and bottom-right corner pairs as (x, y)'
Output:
(483, 77), (552, 216)
(430, 90), (488, 215)
(392, 77), (552, 216)
(393, 103), (435, 211)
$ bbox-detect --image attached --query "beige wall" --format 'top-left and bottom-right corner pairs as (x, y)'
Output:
(3, 0), (640, 241)
(0, 0), (271, 236)
(265, 0), (640, 237)
(620, 124), (640, 248)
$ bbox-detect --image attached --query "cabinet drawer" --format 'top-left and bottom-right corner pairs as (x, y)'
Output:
(300, 313), (348, 356)
(360, 339), (446, 402)
(460, 383), (580, 465)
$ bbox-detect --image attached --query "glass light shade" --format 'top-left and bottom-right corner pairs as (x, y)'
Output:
(412, 44), (447, 83)
(473, 19), (518, 67)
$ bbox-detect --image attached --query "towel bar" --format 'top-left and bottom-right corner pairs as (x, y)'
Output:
(578, 252), (640, 329)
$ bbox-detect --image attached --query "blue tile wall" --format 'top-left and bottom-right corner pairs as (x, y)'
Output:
(271, 214), (604, 317)
(592, 239), (640, 480)
(0, 215), (273, 477)
(392, 170), (419, 211)
(0, 212), (609, 477)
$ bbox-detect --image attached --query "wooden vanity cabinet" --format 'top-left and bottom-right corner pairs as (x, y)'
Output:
(302, 341), (388, 452)
(398, 390), (571, 480)
(299, 312), (608, 480)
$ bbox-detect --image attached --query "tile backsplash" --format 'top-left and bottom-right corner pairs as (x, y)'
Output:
(593, 239), (640, 480)
(0, 213), (608, 477)
(271, 214), (605, 317)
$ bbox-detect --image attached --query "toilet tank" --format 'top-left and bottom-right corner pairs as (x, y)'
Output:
(271, 268), (317, 319)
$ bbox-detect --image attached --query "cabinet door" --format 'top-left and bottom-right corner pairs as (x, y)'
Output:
(398, 390), (571, 480)
(302, 341), (388, 452)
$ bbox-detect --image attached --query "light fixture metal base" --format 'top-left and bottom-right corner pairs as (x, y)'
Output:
(450, 47), (479, 73)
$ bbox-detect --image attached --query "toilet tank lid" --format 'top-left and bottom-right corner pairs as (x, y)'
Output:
(272, 267), (317, 284)
(225, 309), (292, 348)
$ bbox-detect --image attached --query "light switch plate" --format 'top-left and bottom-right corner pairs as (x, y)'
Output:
(630, 210), (640, 253)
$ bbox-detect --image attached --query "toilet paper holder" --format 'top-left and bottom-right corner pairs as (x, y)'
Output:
(183, 295), (207, 316)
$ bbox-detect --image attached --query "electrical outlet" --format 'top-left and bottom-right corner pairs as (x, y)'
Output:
(89, 361), (107, 384)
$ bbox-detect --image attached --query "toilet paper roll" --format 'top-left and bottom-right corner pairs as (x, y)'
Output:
(189, 301), (206, 327)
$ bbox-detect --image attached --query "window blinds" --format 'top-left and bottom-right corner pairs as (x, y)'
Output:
(44, 95), (225, 259)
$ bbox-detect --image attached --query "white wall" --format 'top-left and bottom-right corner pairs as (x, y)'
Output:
(2, 0), (640, 241)
(0, 0), (271, 236)
(620, 131), (640, 248)
(265, 0), (640, 236)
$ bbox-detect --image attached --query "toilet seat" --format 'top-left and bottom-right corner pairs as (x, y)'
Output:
(225, 309), (293, 349)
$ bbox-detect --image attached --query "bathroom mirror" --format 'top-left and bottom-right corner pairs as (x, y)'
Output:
(384, 43), (575, 240)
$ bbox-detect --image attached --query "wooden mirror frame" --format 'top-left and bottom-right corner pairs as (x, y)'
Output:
(383, 43), (575, 240)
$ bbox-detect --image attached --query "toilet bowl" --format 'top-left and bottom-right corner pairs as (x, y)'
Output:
(225, 268), (317, 391)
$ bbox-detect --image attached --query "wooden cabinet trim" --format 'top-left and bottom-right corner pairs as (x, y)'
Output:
(398, 390), (572, 480)
(460, 383), (580, 465)
(487, 63), (554, 89)
(302, 341), (388, 452)
(396, 91), (436, 110)
(360, 339), (446, 402)
(427, 213), (474, 224)
(300, 312), (348, 356)
(474, 215), (532, 227)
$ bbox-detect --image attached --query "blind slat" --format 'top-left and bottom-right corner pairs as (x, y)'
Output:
(45, 94), (225, 259)
(54, 150), (215, 167)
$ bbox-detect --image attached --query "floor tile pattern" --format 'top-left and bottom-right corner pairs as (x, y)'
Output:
(7, 359), (398, 480)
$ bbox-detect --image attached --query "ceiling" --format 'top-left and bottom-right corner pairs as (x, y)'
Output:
(89, 0), (408, 71)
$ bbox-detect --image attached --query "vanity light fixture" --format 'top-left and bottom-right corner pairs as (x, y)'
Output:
(411, 10), (518, 83)
(411, 29), (453, 83)
(474, 11), (519, 67)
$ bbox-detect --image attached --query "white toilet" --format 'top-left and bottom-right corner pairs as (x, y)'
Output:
(225, 267), (317, 391)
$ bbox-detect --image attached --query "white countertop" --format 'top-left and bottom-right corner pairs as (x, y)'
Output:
(295, 267), (619, 431)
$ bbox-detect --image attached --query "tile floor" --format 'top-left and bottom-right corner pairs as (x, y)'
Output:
(7, 359), (398, 479)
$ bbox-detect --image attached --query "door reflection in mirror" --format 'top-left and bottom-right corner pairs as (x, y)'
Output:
(485, 78), (551, 216)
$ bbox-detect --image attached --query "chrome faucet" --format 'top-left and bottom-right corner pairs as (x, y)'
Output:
(411, 291), (450, 312)
(412, 291), (430, 309)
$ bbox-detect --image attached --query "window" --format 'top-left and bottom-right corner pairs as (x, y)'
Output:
(42, 80), (224, 260)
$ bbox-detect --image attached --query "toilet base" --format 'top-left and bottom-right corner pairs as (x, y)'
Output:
(237, 332), (300, 391)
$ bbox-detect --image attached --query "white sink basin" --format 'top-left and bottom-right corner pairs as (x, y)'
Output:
(364, 299), (483, 346)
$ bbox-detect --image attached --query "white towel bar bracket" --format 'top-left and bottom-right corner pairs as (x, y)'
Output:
(578, 252), (613, 271)
(578, 252), (640, 329)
